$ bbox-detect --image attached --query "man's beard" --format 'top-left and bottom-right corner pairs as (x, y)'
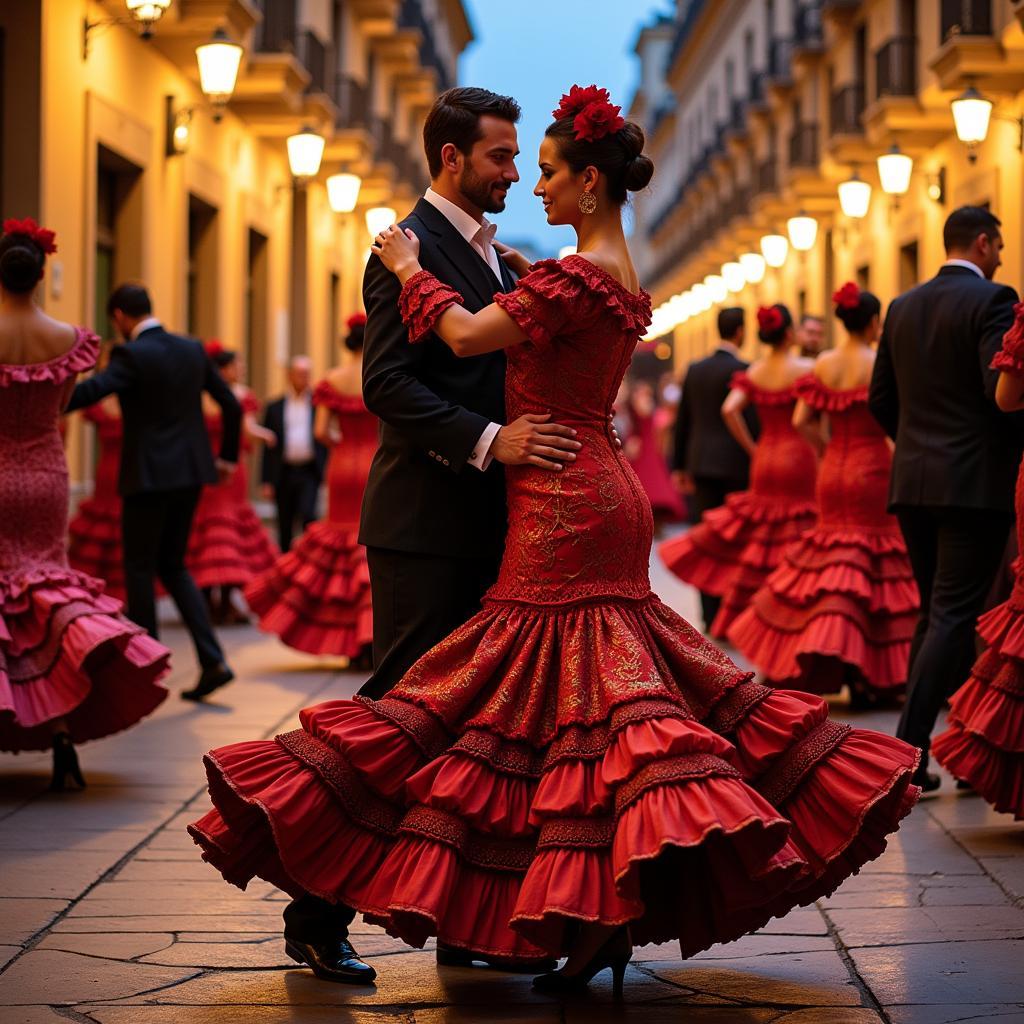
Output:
(459, 165), (507, 214)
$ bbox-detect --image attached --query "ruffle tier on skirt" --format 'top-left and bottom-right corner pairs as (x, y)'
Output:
(659, 492), (817, 639)
(243, 521), (372, 657)
(189, 594), (918, 959)
(0, 568), (170, 751)
(934, 588), (1024, 818)
(186, 502), (278, 590)
(68, 495), (125, 602)
(727, 528), (918, 695)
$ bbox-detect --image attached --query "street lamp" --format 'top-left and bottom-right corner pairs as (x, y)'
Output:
(691, 282), (711, 312)
(704, 274), (728, 304)
(326, 173), (362, 213)
(287, 126), (326, 182)
(951, 85), (993, 163)
(740, 252), (766, 284)
(838, 168), (872, 218)
(722, 261), (746, 293)
(196, 28), (243, 122)
(877, 144), (913, 197)
(366, 206), (398, 238)
(125, 0), (172, 33)
(760, 233), (789, 268)
(787, 213), (818, 252)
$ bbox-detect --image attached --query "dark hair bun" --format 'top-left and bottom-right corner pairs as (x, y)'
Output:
(0, 241), (44, 294)
(835, 291), (882, 334)
(624, 153), (655, 193)
(757, 303), (793, 346)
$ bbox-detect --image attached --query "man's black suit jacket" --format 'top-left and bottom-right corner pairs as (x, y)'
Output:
(359, 197), (513, 559)
(869, 264), (1020, 513)
(260, 396), (328, 486)
(672, 347), (757, 482)
(67, 325), (242, 496)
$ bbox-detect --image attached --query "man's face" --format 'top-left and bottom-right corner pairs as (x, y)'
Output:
(288, 365), (310, 393)
(798, 317), (824, 354)
(977, 232), (1004, 280)
(110, 309), (132, 342)
(456, 116), (520, 214)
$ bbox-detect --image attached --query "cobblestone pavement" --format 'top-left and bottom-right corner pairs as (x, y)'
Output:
(2, 555), (1023, 1024)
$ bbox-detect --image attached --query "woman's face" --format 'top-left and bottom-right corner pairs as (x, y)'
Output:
(220, 358), (240, 385)
(534, 136), (589, 228)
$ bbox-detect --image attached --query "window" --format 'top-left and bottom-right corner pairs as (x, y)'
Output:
(245, 228), (268, 392)
(187, 194), (218, 338)
(856, 264), (870, 289)
(95, 145), (142, 338)
(899, 240), (919, 292)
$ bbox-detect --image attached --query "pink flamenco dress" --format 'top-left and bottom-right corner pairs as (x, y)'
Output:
(67, 402), (126, 602)
(186, 389), (278, 590)
(727, 375), (918, 697)
(627, 405), (685, 521)
(0, 329), (170, 753)
(188, 258), (919, 965)
(934, 318), (1024, 817)
(243, 380), (376, 658)
(659, 372), (818, 639)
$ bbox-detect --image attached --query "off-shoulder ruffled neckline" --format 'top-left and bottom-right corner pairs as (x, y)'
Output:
(313, 378), (366, 411)
(730, 370), (798, 404)
(0, 326), (99, 386)
(525, 255), (652, 328)
(795, 373), (869, 411)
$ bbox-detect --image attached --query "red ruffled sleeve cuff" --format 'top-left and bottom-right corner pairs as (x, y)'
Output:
(398, 270), (465, 344)
(991, 349), (1024, 376)
(993, 302), (1024, 376)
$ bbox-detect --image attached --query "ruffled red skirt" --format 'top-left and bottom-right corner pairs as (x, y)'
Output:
(0, 568), (170, 752)
(659, 492), (817, 638)
(933, 586), (1024, 818)
(189, 594), (918, 959)
(68, 494), (125, 602)
(186, 487), (278, 589)
(243, 521), (372, 658)
(727, 528), (917, 695)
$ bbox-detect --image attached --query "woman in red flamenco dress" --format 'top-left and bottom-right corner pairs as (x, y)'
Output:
(659, 304), (818, 639)
(68, 345), (126, 601)
(0, 217), (169, 790)
(244, 316), (376, 665)
(185, 344), (278, 624)
(188, 93), (918, 993)
(934, 303), (1024, 817)
(728, 284), (918, 703)
(624, 378), (686, 524)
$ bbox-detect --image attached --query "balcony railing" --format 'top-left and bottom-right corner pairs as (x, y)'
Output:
(941, 0), (993, 42)
(299, 30), (327, 94)
(668, 0), (709, 67)
(830, 83), (865, 134)
(794, 3), (824, 49)
(788, 124), (819, 167)
(748, 69), (768, 107)
(651, 96), (676, 134)
(876, 37), (917, 97)
(768, 38), (794, 83)
(756, 157), (778, 194)
(254, 0), (297, 54)
(335, 74), (371, 131)
(398, 0), (453, 91)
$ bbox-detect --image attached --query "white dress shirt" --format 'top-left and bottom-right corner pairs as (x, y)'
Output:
(130, 316), (162, 340)
(421, 188), (504, 471)
(943, 258), (985, 278)
(283, 390), (315, 464)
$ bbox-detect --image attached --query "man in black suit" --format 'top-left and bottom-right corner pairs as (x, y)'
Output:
(869, 206), (1021, 790)
(279, 87), (576, 986)
(671, 307), (756, 630)
(66, 284), (240, 701)
(260, 355), (327, 551)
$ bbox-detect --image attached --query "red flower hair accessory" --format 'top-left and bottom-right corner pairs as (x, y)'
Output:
(833, 281), (861, 310)
(552, 84), (625, 142)
(3, 217), (57, 255)
(345, 312), (367, 330)
(205, 339), (225, 357)
(757, 306), (784, 332)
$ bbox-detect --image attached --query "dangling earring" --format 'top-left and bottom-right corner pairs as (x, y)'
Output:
(578, 191), (597, 215)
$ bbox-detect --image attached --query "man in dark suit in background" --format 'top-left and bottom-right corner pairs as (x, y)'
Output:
(260, 355), (327, 551)
(66, 284), (240, 701)
(672, 306), (757, 630)
(869, 206), (1021, 790)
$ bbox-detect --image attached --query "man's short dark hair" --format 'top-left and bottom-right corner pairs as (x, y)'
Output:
(423, 87), (521, 178)
(107, 283), (152, 318)
(718, 306), (744, 341)
(944, 206), (1001, 252)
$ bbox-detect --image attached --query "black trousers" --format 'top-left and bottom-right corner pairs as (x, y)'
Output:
(275, 462), (320, 552)
(122, 487), (225, 670)
(691, 475), (747, 631)
(895, 506), (1013, 767)
(284, 545), (501, 943)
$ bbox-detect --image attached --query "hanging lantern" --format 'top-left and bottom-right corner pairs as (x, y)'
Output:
(877, 144), (913, 196)
(287, 125), (326, 180)
(704, 274), (728, 304)
(722, 261), (746, 293)
(838, 169), (872, 218)
(760, 233), (789, 268)
(951, 85), (993, 163)
(365, 206), (398, 238)
(196, 28), (244, 121)
(739, 252), (766, 284)
(787, 213), (818, 252)
(326, 173), (362, 213)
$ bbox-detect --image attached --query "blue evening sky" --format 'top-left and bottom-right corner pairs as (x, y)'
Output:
(458, 0), (672, 258)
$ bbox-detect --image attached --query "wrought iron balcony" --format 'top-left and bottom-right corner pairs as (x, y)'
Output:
(668, 0), (709, 67)
(334, 74), (371, 131)
(756, 157), (778, 194)
(876, 37), (917, 98)
(830, 83), (865, 133)
(788, 124), (819, 168)
(398, 0), (453, 91)
(254, 0), (297, 54)
(298, 30), (327, 94)
(768, 37), (795, 84)
(941, 0), (993, 42)
(794, 2), (824, 50)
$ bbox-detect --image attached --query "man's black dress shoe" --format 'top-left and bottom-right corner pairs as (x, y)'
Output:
(955, 778), (975, 792)
(436, 942), (557, 973)
(181, 662), (235, 702)
(913, 769), (941, 794)
(285, 937), (377, 984)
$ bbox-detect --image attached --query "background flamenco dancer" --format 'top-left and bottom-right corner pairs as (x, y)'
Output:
(659, 304), (818, 639)
(0, 218), (169, 789)
(245, 316), (376, 667)
(934, 304), (1024, 815)
(186, 343), (278, 624)
(728, 285), (918, 705)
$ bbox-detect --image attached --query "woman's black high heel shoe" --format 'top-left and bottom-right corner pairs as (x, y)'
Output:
(532, 927), (631, 998)
(50, 732), (86, 792)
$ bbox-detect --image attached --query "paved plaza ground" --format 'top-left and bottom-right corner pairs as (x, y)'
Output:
(1, 558), (1023, 1023)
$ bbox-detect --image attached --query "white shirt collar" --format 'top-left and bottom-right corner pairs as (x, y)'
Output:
(424, 187), (494, 249)
(130, 316), (161, 340)
(943, 258), (985, 279)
